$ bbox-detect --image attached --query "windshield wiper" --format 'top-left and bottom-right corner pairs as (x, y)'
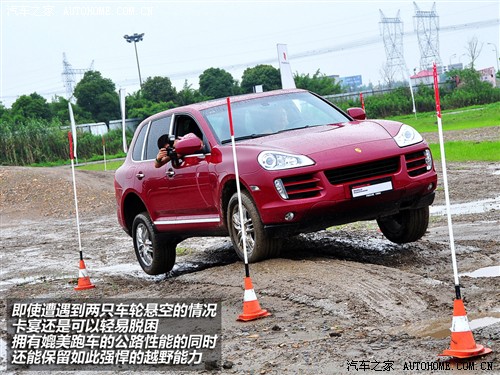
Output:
(221, 133), (268, 144)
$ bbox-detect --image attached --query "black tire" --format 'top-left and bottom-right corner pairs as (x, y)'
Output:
(227, 191), (282, 262)
(377, 206), (430, 244)
(132, 212), (176, 275)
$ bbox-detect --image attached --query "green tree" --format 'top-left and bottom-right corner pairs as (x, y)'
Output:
(199, 68), (238, 99)
(443, 68), (500, 107)
(240, 65), (281, 93)
(73, 71), (120, 123)
(176, 80), (206, 106)
(10, 93), (52, 122)
(294, 69), (342, 95)
(126, 91), (176, 121)
(141, 76), (177, 103)
(0, 101), (9, 121)
(48, 96), (92, 125)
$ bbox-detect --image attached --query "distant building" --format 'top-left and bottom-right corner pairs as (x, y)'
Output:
(338, 75), (363, 92)
(478, 67), (496, 86)
(410, 69), (434, 86)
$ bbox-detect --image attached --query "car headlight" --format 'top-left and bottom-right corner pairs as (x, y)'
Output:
(258, 151), (314, 170)
(394, 124), (423, 147)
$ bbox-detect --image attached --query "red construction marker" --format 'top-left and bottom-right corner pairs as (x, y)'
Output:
(68, 131), (74, 160)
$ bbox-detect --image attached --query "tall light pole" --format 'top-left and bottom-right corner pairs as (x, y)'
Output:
(123, 33), (144, 89)
(449, 53), (456, 66)
(487, 42), (499, 72)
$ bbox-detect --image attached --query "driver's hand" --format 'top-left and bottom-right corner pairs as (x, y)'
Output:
(157, 148), (169, 162)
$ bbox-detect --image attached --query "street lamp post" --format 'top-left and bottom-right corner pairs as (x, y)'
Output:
(123, 33), (145, 88)
(449, 53), (456, 66)
(487, 42), (499, 72)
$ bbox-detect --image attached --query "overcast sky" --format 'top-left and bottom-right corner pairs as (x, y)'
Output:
(1, 0), (499, 108)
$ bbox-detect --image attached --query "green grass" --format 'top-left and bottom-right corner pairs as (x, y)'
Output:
(76, 159), (124, 171)
(388, 101), (500, 133)
(429, 140), (500, 162)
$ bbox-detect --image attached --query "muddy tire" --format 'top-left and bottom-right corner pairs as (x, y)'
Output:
(227, 191), (282, 262)
(377, 206), (430, 244)
(132, 212), (176, 275)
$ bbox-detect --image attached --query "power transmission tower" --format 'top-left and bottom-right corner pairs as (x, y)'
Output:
(62, 53), (94, 101)
(379, 9), (408, 83)
(413, 2), (442, 70)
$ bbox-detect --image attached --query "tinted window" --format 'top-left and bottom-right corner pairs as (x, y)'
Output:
(202, 92), (350, 143)
(132, 123), (148, 161)
(173, 115), (209, 153)
(145, 116), (172, 160)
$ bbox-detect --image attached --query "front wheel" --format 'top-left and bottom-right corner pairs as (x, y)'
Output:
(377, 206), (430, 244)
(227, 191), (282, 262)
(132, 212), (177, 275)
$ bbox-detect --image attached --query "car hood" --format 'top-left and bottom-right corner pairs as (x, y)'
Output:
(239, 120), (398, 155)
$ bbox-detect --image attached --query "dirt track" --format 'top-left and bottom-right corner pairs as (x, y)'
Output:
(1, 127), (499, 374)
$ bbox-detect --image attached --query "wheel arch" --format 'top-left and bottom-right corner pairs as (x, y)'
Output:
(220, 178), (253, 230)
(122, 192), (148, 235)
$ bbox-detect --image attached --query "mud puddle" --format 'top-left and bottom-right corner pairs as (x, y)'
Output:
(430, 196), (500, 216)
(460, 265), (500, 278)
(395, 311), (500, 339)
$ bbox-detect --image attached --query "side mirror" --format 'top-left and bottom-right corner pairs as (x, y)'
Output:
(347, 107), (366, 121)
(175, 133), (203, 156)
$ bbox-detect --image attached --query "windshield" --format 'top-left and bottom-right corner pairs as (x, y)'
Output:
(201, 92), (350, 144)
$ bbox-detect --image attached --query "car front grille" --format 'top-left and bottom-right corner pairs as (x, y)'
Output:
(324, 157), (400, 185)
(281, 174), (323, 199)
(405, 150), (429, 177)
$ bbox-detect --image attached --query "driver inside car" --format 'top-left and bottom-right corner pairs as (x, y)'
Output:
(154, 134), (177, 168)
(155, 133), (204, 168)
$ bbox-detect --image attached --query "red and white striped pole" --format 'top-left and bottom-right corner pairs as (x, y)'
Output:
(226, 97), (270, 321)
(359, 92), (365, 111)
(68, 131), (83, 261)
(432, 62), (460, 298)
(68, 132), (95, 290)
(226, 98), (250, 272)
(434, 63), (491, 358)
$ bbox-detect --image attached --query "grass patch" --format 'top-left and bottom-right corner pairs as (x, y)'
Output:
(388, 101), (500, 133)
(176, 247), (192, 256)
(429, 140), (500, 162)
(76, 160), (124, 171)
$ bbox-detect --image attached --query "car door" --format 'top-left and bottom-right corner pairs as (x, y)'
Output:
(162, 113), (219, 225)
(135, 116), (177, 220)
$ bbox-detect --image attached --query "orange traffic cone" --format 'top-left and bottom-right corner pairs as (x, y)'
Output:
(237, 277), (271, 321)
(74, 259), (95, 291)
(439, 299), (492, 358)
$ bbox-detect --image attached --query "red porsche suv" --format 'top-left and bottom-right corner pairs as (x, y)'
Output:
(114, 89), (437, 275)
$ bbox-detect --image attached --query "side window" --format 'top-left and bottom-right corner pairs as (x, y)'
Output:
(174, 115), (203, 140)
(145, 116), (172, 160)
(173, 114), (209, 153)
(131, 123), (148, 161)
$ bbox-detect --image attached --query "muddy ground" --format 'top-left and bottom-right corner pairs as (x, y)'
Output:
(1, 127), (499, 374)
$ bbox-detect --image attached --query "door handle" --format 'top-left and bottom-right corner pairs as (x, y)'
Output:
(136, 172), (145, 180)
(167, 168), (175, 178)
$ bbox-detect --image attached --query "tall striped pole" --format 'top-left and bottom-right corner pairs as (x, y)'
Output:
(432, 62), (460, 299)
(226, 97), (250, 275)
(226, 97), (270, 321)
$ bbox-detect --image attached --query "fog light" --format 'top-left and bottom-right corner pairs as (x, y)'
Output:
(285, 212), (295, 221)
(427, 183), (434, 191)
(274, 179), (288, 200)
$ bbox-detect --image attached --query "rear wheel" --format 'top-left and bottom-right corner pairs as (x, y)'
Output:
(227, 191), (282, 262)
(377, 206), (430, 244)
(132, 212), (177, 275)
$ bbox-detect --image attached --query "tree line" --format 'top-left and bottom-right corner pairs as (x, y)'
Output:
(0, 64), (498, 166)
